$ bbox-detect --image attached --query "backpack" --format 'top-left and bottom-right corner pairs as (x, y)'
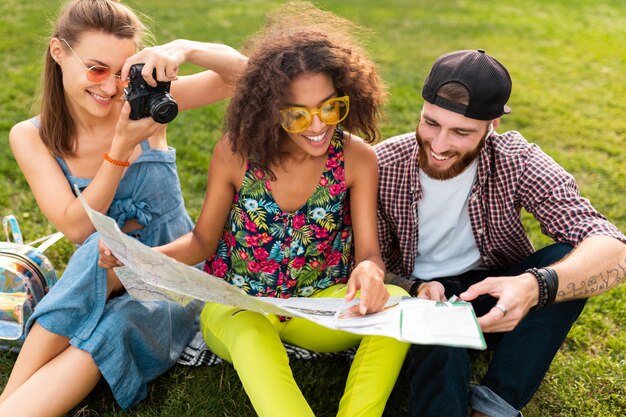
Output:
(0, 215), (63, 352)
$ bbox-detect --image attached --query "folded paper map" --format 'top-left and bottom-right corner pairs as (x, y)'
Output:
(77, 188), (485, 350)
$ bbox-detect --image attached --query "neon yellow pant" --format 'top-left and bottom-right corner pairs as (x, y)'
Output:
(200, 284), (410, 417)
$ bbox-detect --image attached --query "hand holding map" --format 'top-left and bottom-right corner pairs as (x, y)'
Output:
(78, 187), (485, 349)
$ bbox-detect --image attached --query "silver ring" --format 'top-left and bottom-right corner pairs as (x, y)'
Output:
(494, 304), (508, 316)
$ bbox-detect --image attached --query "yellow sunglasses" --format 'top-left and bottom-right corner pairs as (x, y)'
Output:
(61, 38), (128, 87)
(280, 96), (350, 133)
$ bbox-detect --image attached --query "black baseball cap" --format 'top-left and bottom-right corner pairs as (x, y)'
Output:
(422, 49), (512, 120)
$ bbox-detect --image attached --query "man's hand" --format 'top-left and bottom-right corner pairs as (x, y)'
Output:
(460, 273), (538, 332)
(416, 281), (446, 301)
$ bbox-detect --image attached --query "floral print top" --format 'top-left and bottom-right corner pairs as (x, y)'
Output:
(204, 129), (353, 298)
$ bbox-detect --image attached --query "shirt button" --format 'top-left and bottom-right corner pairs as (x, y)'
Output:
(476, 228), (484, 235)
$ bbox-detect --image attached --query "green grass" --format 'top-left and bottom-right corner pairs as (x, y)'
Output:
(1, 0), (625, 416)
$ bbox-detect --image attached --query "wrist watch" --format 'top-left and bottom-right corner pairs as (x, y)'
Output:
(409, 279), (426, 297)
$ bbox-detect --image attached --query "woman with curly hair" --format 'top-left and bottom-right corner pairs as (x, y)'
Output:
(101, 2), (410, 416)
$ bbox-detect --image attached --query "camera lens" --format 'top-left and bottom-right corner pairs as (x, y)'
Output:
(149, 93), (178, 124)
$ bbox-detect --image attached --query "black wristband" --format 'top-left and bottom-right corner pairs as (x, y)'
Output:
(540, 267), (559, 304)
(526, 267), (559, 308)
(409, 279), (426, 297)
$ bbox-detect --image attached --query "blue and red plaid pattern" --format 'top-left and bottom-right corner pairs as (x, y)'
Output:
(374, 131), (626, 278)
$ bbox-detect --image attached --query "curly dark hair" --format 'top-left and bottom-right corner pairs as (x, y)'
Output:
(226, 2), (386, 178)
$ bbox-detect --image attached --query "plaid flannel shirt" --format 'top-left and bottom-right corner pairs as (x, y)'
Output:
(375, 131), (626, 278)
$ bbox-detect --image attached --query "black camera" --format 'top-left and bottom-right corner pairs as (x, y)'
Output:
(125, 63), (178, 124)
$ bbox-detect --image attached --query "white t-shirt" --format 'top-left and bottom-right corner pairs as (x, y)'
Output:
(412, 159), (482, 280)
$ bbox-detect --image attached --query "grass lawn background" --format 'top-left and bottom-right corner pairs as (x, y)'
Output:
(0, 0), (624, 416)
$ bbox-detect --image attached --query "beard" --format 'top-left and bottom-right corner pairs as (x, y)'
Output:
(415, 130), (485, 180)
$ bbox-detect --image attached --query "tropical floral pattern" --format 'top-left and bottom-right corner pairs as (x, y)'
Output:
(204, 129), (353, 298)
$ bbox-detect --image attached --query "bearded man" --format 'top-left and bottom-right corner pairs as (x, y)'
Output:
(374, 49), (626, 417)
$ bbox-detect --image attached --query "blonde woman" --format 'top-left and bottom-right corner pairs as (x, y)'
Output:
(0, 0), (245, 415)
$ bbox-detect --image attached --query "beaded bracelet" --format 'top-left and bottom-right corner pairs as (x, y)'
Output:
(525, 267), (559, 309)
(103, 153), (130, 167)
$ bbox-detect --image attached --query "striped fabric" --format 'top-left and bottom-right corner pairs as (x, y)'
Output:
(177, 330), (356, 367)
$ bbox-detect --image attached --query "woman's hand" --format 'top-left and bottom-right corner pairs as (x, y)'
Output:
(345, 260), (390, 315)
(110, 101), (167, 153)
(122, 40), (188, 86)
(126, 40), (247, 111)
(98, 239), (123, 269)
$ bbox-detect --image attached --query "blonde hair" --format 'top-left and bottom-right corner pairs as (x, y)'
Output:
(39, 0), (148, 157)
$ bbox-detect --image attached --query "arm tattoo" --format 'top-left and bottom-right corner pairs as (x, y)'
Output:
(557, 257), (626, 301)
